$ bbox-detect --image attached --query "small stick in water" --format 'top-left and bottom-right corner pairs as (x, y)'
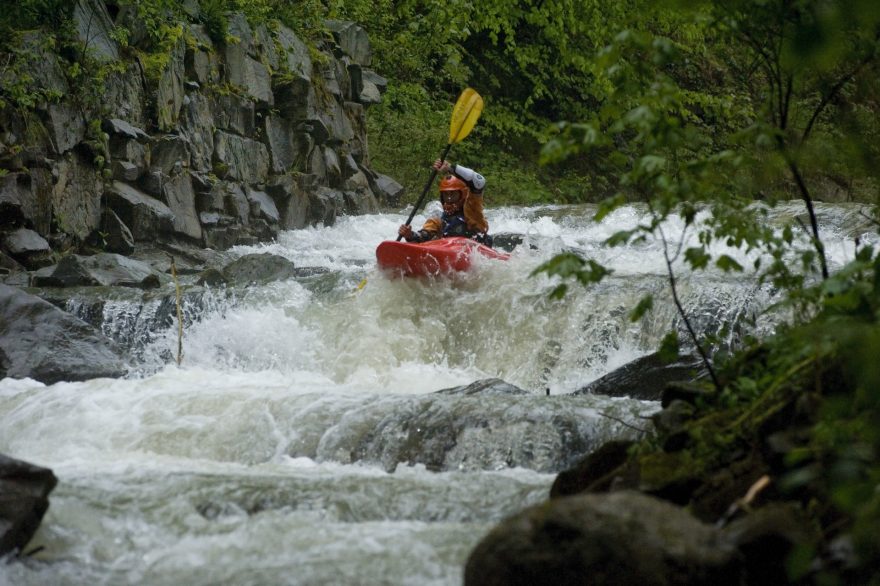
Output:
(169, 255), (184, 365)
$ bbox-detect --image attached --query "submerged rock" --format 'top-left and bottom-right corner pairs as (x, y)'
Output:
(436, 378), (530, 397)
(312, 379), (647, 473)
(0, 453), (58, 556)
(0, 284), (126, 383)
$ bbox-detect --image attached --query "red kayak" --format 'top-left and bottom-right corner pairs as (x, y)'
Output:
(376, 237), (510, 277)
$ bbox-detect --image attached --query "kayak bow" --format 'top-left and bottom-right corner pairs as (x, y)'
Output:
(376, 237), (509, 277)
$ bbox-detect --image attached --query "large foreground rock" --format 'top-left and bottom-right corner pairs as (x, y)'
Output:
(465, 491), (738, 586)
(0, 284), (126, 383)
(0, 454), (58, 556)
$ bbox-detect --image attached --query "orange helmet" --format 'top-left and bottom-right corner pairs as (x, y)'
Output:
(439, 175), (467, 193)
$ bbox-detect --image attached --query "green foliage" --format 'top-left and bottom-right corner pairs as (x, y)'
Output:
(658, 331), (680, 363)
(531, 252), (612, 300)
(199, 0), (231, 43)
(0, 0), (72, 45)
(537, 0), (880, 324)
(629, 294), (654, 322)
(365, 82), (448, 201)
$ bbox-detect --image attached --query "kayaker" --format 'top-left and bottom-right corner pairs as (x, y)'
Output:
(398, 159), (492, 245)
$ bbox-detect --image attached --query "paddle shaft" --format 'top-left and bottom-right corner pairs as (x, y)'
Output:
(397, 143), (454, 241)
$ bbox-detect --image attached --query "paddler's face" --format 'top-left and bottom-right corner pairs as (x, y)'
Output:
(440, 190), (464, 214)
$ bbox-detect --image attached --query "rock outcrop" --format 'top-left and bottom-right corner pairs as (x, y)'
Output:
(0, 2), (402, 279)
(0, 454), (58, 556)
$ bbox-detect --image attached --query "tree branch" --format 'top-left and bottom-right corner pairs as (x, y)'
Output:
(786, 157), (829, 280)
(656, 221), (722, 391)
(802, 39), (879, 142)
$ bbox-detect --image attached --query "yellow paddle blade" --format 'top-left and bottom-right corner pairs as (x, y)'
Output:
(448, 88), (484, 144)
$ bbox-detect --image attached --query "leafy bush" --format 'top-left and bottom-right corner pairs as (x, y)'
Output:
(0, 0), (72, 44)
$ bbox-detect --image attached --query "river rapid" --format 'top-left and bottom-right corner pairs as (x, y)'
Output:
(0, 201), (871, 585)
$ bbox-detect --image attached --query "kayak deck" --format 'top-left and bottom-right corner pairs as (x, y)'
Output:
(376, 237), (510, 277)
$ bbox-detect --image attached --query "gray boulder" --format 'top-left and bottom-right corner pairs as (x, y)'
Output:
(105, 181), (175, 240)
(368, 172), (405, 206)
(308, 187), (344, 226)
(2, 228), (53, 270)
(325, 20), (372, 66)
(362, 69), (388, 94)
(109, 135), (150, 178)
(358, 79), (382, 105)
(465, 491), (738, 586)
(343, 189), (378, 215)
(34, 253), (165, 288)
(0, 284), (126, 383)
(112, 160), (140, 182)
(103, 118), (151, 143)
(246, 188), (280, 224)
(221, 253), (297, 286)
(0, 454), (58, 556)
(574, 351), (707, 401)
(266, 175), (310, 230)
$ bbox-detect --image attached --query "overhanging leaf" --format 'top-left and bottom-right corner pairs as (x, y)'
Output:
(630, 294), (654, 322)
(658, 331), (680, 363)
(716, 254), (744, 272)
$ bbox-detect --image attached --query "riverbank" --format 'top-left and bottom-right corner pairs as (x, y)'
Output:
(466, 249), (880, 584)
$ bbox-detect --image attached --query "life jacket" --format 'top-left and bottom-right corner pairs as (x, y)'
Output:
(421, 193), (488, 238)
(410, 165), (490, 243)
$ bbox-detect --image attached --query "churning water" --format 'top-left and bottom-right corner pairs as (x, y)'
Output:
(0, 202), (872, 585)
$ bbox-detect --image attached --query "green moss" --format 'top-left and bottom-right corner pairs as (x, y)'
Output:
(638, 451), (700, 490)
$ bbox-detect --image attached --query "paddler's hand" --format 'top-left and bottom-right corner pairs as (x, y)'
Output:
(398, 224), (413, 240)
(433, 159), (452, 174)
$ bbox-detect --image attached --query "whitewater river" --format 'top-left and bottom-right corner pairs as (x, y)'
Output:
(0, 201), (872, 585)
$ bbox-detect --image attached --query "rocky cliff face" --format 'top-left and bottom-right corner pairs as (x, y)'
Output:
(0, 0), (404, 274)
